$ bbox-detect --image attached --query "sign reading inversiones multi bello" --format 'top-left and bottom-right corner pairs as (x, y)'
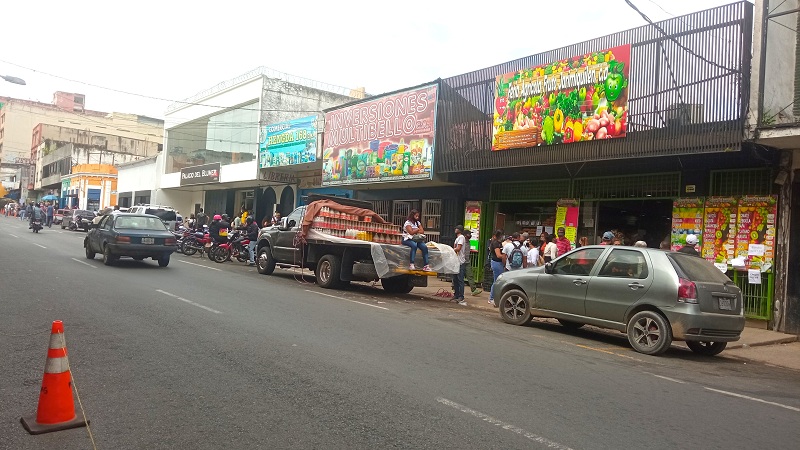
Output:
(322, 84), (437, 186)
(259, 116), (318, 169)
(492, 45), (631, 151)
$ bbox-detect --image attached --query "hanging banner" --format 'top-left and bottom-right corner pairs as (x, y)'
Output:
(322, 84), (437, 186)
(734, 195), (777, 272)
(701, 197), (737, 265)
(555, 199), (579, 246)
(464, 201), (482, 251)
(671, 198), (704, 251)
(259, 116), (318, 169)
(492, 45), (631, 151)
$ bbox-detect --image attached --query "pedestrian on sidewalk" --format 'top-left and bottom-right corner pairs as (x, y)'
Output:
(488, 230), (505, 306)
(46, 203), (54, 228)
(526, 238), (540, 267)
(678, 234), (701, 257)
(503, 232), (529, 271)
(452, 225), (468, 305)
(555, 227), (572, 256)
(462, 230), (482, 296)
(542, 233), (558, 263)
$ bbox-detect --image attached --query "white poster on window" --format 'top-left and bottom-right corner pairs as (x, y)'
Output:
(747, 269), (761, 285)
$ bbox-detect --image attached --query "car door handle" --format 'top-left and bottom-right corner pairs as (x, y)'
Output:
(628, 282), (644, 290)
(573, 279), (587, 285)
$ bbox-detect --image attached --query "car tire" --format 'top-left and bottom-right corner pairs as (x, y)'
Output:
(158, 255), (170, 267)
(102, 245), (116, 266)
(627, 311), (673, 355)
(557, 319), (585, 330)
(256, 246), (276, 275)
(381, 276), (413, 294)
(61, 223), (65, 229)
(85, 240), (95, 259)
(499, 289), (533, 326)
(315, 254), (343, 289)
(686, 341), (727, 356)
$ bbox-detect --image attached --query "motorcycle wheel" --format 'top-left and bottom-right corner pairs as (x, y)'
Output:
(236, 250), (248, 263)
(182, 241), (198, 256)
(211, 246), (229, 263)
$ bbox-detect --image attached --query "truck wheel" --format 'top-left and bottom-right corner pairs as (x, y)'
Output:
(257, 246), (276, 275)
(316, 254), (343, 289)
(381, 276), (413, 294)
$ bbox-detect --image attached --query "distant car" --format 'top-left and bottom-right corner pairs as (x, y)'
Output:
(62, 209), (96, 231)
(84, 213), (177, 267)
(53, 209), (65, 225)
(494, 246), (745, 356)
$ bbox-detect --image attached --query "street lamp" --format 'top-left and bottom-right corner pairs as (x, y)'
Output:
(1, 75), (26, 85)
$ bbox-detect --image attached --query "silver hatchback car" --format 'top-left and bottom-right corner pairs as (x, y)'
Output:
(495, 246), (745, 356)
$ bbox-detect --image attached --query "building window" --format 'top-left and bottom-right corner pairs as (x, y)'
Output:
(74, 96), (84, 104)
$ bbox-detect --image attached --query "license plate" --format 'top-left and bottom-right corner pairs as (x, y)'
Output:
(718, 297), (732, 310)
(141, 237), (154, 244)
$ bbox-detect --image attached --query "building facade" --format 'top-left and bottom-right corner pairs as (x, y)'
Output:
(62, 163), (118, 211)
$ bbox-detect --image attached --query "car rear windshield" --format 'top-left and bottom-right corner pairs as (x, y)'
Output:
(115, 216), (168, 230)
(668, 253), (731, 283)
(147, 209), (176, 221)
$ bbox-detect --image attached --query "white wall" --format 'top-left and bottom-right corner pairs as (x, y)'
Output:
(165, 77), (263, 129)
(118, 159), (158, 192)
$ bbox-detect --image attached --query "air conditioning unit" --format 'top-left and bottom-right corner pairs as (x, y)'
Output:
(667, 103), (704, 127)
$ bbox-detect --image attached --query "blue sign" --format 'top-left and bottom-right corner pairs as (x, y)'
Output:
(260, 116), (318, 169)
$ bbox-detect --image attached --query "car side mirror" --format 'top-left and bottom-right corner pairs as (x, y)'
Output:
(279, 217), (290, 230)
(544, 262), (554, 274)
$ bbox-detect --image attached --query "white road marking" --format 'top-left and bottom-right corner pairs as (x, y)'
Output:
(651, 374), (685, 384)
(156, 289), (221, 314)
(177, 259), (222, 271)
(33, 243), (47, 249)
(10, 234), (19, 238)
(436, 397), (573, 449)
(70, 258), (97, 268)
(704, 387), (800, 412)
(305, 289), (389, 310)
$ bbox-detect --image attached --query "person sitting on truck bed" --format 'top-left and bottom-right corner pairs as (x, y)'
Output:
(402, 209), (431, 272)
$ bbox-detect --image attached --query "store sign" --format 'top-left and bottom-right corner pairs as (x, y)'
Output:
(492, 45), (631, 151)
(180, 162), (220, 186)
(671, 198), (703, 251)
(259, 116), (317, 169)
(556, 199), (579, 245)
(322, 84), (437, 186)
(735, 195), (777, 271)
(263, 171), (297, 184)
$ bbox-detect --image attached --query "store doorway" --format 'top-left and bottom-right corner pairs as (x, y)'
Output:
(494, 202), (558, 238)
(596, 199), (672, 248)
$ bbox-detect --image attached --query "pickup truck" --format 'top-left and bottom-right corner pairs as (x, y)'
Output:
(254, 197), (456, 293)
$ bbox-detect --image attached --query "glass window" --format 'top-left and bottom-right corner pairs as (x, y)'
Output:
(165, 101), (259, 173)
(286, 206), (306, 227)
(553, 248), (605, 275)
(599, 249), (649, 279)
(668, 253), (731, 283)
(101, 216), (113, 230)
(115, 216), (167, 230)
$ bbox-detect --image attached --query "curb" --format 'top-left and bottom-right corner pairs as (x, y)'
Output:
(727, 335), (799, 350)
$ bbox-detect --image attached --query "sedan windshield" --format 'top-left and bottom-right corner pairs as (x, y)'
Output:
(115, 216), (168, 231)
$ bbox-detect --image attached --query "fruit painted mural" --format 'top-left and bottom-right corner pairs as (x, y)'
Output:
(701, 197), (737, 264)
(735, 195), (777, 271)
(671, 198), (703, 251)
(492, 45), (631, 151)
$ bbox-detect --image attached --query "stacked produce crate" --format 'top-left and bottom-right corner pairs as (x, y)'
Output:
(310, 206), (403, 244)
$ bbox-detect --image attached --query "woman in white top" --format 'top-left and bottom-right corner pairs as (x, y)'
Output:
(401, 209), (431, 271)
(543, 234), (558, 263)
(526, 240), (540, 267)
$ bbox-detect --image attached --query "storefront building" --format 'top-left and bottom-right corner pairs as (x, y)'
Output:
(428, 3), (784, 325)
(158, 68), (362, 224)
(62, 164), (118, 211)
(321, 82), (466, 245)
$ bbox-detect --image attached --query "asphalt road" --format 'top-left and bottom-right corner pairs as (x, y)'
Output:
(1, 214), (799, 449)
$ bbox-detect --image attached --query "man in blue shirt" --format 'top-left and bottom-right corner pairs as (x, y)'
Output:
(46, 203), (55, 228)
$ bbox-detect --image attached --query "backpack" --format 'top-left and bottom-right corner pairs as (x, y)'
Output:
(508, 241), (524, 269)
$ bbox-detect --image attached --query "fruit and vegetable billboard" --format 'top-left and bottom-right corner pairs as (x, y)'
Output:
(734, 195), (777, 271)
(322, 85), (437, 186)
(701, 197), (738, 265)
(492, 45), (631, 151)
(259, 116), (318, 169)
(671, 198), (703, 251)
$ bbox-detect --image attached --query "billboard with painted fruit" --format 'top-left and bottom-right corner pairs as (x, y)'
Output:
(321, 84), (437, 186)
(492, 45), (631, 151)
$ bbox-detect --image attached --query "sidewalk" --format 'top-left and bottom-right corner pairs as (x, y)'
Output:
(416, 277), (800, 370)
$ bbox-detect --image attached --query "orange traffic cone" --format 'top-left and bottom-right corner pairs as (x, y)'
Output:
(21, 320), (88, 435)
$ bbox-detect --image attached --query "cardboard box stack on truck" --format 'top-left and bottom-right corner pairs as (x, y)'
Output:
(255, 195), (459, 292)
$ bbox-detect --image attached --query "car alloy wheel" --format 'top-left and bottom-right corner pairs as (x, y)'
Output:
(102, 245), (116, 266)
(256, 247), (275, 275)
(627, 311), (672, 355)
(499, 289), (532, 326)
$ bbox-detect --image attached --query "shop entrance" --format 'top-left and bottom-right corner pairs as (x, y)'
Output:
(494, 202), (558, 239)
(594, 199), (673, 247)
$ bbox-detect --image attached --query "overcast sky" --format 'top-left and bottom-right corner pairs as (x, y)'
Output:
(1, 0), (740, 119)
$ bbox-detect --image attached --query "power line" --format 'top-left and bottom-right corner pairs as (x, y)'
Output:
(0, 59), (356, 115)
(623, 0), (737, 73)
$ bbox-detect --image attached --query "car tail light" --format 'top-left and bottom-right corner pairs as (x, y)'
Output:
(678, 278), (697, 304)
(165, 238), (176, 245)
(116, 236), (131, 243)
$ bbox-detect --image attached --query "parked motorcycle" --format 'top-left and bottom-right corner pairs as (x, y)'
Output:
(211, 231), (250, 264)
(31, 219), (43, 233)
(181, 231), (214, 258)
